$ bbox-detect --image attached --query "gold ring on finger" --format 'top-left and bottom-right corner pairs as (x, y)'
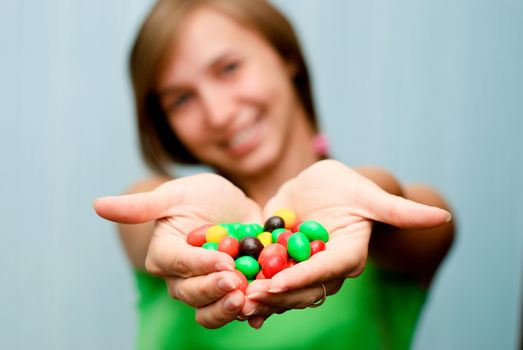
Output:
(309, 282), (327, 308)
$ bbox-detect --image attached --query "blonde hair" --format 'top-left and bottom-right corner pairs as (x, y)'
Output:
(130, 0), (318, 175)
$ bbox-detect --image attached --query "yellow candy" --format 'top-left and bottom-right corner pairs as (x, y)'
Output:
(273, 208), (296, 230)
(257, 231), (273, 247)
(205, 225), (228, 243)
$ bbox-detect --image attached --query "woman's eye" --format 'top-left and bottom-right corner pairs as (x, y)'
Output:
(171, 93), (192, 110)
(220, 62), (239, 76)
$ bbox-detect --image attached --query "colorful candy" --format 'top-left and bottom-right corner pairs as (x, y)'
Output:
(261, 254), (287, 278)
(299, 220), (329, 242)
(239, 236), (264, 259)
(187, 224), (211, 247)
(255, 270), (266, 280)
(202, 242), (218, 250)
(272, 208), (297, 229)
(271, 228), (287, 243)
(258, 243), (287, 266)
(287, 232), (311, 262)
(276, 230), (293, 247)
(257, 231), (273, 247)
(205, 225), (228, 243)
(186, 209), (330, 281)
(263, 216), (285, 232)
(237, 223), (263, 240)
(235, 256), (260, 279)
(310, 240), (326, 256)
(218, 236), (240, 258)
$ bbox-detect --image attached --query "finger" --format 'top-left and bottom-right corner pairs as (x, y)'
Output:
(246, 279), (342, 310)
(146, 235), (235, 277)
(248, 316), (267, 329)
(166, 271), (241, 308)
(265, 237), (367, 292)
(93, 184), (178, 224)
(357, 180), (451, 229)
(195, 290), (245, 329)
(242, 300), (286, 319)
(241, 279), (271, 316)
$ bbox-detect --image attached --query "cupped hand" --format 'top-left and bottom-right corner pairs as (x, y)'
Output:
(94, 173), (263, 328)
(241, 160), (451, 328)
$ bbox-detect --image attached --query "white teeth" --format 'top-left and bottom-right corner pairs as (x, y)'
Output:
(230, 123), (256, 148)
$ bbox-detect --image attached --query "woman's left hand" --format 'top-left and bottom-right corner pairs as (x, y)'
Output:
(241, 160), (451, 328)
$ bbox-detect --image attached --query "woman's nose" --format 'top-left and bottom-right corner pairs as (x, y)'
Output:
(201, 85), (235, 129)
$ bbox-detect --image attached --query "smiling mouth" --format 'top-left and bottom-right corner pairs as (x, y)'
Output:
(224, 117), (263, 157)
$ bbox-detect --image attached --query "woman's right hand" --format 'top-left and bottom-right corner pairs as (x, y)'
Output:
(93, 173), (263, 328)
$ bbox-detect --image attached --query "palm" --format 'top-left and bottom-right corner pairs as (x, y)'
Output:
(95, 173), (262, 236)
(262, 159), (449, 289)
(151, 174), (263, 239)
(262, 161), (375, 290)
(145, 174), (264, 273)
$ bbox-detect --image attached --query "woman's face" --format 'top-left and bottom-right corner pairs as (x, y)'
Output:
(156, 6), (304, 177)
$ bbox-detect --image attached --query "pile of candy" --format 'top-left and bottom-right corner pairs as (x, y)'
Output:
(186, 209), (329, 288)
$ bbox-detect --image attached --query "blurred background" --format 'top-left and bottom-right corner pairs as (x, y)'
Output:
(1, 0), (522, 348)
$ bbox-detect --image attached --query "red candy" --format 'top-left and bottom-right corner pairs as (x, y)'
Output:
(218, 236), (240, 258)
(276, 230), (293, 247)
(287, 259), (298, 268)
(262, 255), (287, 278)
(256, 270), (266, 280)
(291, 220), (302, 233)
(187, 224), (212, 247)
(258, 243), (287, 266)
(234, 269), (249, 293)
(310, 240), (326, 256)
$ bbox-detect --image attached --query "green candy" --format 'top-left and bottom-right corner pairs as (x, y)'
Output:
(220, 222), (242, 234)
(287, 232), (311, 262)
(202, 242), (218, 250)
(271, 228), (287, 243)
(250, 223), (264, 235)
(230, 222), (242, 232)
(235, 256), (260, 279)
(220, 223), (241, 241)
(228, 230), (241, 241)
(299, 220), (329, 242)
(237, 223), (262, 240)
(219, 222), (233, 232)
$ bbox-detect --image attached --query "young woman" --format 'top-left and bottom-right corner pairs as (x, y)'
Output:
(94, 1), (455, 348)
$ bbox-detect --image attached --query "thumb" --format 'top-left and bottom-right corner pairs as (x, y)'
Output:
(361, 186), (452, 229)
(93, 188), (173, 224)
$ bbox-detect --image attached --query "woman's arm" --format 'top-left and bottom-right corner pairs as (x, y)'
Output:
(355, 166), (455, 286)
(116, 176), (171, 270)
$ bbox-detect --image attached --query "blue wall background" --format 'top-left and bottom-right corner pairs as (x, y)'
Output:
(1, 0), (522, 348)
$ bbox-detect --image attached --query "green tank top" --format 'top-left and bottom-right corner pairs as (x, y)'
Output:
(133, 261), (426, 350)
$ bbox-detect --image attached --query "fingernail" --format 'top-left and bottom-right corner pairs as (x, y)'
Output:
(244, 306), (258, 317)
(224, 294), (242, 312)
(267, 287), (287, 293)
(247, 292), (264, 300)
(445, 211), (452, 222)
(215, 261), (234, 271)
(217, 278), (236, 293)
